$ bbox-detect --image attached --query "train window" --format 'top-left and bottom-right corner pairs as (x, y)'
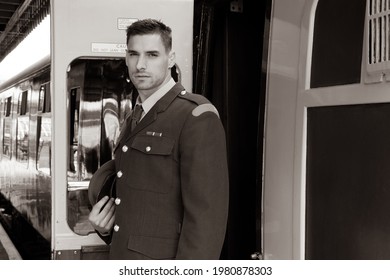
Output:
(5, 96), (11, 117)
(37, 116), (51, 175)
(3, 119), (11, 158)
(38, 83), (51, 113)
(2, 97), (12, 157)
(16, 90), (30, 163)
(310, 0), (366, 88)
(38, 85), (45, 112)
(68, 87), (80, 179)
(306, 103), (390, 259)
(16, 118), (29, 163)
(18, 90), (29, 115)
(66, 58), (133, 235)
(37, 83), (52, 175)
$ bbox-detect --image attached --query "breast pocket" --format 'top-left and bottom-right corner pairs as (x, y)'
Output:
(126, 135), (175, 193)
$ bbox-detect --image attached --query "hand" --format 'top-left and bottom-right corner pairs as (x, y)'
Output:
(88, 196), (116, 235)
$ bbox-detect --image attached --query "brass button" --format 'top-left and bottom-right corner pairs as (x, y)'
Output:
(145, 146), (151, 152)
(180, 90), (186, 95)
(113, 224), (120, 232)
(114, 198), (121, 205)
(117, 171), (123, 178)
(122, 145), (128, 152)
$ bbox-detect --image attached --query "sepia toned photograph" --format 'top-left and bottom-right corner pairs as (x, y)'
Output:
(1, 0), (389, 270)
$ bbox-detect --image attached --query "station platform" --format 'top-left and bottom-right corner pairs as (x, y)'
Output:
(0, 223), (22, 260)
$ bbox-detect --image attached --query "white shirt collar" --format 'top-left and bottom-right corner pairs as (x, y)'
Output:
(136, 78), (176, 119)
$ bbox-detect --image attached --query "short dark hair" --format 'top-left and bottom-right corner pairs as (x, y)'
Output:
(126, 18), (172, 52)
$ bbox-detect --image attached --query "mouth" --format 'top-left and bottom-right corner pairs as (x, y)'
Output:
(134, 74), (149, 78)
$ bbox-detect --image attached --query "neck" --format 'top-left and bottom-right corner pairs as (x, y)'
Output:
(138, 75), (172, 102)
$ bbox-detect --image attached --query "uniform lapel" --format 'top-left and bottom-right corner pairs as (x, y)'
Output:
(114, 112), (132, 151)
(121, 83), (185, 143)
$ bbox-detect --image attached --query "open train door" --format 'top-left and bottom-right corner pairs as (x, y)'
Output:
(192, 0), (270, 259)
(264, 0), (390, 259)
(51, 0), (193, 259)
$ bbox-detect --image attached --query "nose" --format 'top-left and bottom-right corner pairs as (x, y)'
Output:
(136, 54), (146, 70)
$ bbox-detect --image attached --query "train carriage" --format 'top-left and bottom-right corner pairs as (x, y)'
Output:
(0, 56), (51, 259)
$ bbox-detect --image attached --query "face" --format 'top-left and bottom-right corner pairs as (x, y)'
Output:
(126, 34), (175, 100)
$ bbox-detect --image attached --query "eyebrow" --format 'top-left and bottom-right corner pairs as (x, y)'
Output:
(126, 49), (160, 55)
(146, 50), (160, 55)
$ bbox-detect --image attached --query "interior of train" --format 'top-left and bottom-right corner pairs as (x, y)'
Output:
(192, 0), (270, 260)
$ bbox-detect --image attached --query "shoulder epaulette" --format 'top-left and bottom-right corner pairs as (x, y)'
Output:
(178, 90), (220, 118)
(177, 90), (209, 105)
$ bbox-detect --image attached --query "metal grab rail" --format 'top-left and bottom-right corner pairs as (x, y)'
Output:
(67, 181), (90, 192)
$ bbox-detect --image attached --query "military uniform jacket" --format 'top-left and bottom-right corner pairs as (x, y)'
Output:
(109, 83), (229, 259)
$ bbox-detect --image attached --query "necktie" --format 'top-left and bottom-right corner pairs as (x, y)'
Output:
(130, 104), (143, 132)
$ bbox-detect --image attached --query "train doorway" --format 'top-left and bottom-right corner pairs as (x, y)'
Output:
(193, 0), (271, 259)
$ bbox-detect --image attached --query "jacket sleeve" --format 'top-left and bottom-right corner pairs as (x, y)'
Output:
(96, 229), (113, 245)
(176, 106), (229, 259)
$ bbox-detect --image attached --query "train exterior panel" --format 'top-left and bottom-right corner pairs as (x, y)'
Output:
(265, 0), (390, 259)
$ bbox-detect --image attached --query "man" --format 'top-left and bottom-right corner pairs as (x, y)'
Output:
(88, 18), (229, 260)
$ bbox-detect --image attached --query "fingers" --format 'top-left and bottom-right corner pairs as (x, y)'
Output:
(100, 199), (116, 228)
(88, 196), (116, 233)
(105, 209), (116, 230)
(90, 196), (110, 215)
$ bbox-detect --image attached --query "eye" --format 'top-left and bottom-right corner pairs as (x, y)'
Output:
(147, 52), (159, 58)
(127, 50), (138, 56)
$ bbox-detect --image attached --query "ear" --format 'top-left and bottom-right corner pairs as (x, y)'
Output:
(168, 51), (176, 69)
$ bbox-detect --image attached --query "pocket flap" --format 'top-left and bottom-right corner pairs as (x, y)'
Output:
(131, 135), (174, 155)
